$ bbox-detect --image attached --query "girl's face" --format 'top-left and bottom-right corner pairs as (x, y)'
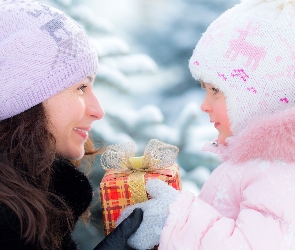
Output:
(43, 75), (104, 160)
(201, 82), (232, 145)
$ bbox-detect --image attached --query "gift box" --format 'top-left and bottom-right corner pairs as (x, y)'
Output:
(99, 139), (182, 236)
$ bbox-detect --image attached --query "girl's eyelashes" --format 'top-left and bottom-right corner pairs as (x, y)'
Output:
(77, 84), (87, 93)
(211, 87), (220, 95)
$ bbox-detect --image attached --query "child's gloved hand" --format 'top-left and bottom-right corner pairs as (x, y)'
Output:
(116, 179), (180, 250)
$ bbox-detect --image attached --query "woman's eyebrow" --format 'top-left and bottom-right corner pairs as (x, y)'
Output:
(87, 76), (94, 82)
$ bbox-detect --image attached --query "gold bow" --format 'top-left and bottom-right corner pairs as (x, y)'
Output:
(100, 139), (179, 203)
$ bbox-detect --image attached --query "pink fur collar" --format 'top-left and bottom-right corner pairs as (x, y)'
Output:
(225, 107), (295, 163)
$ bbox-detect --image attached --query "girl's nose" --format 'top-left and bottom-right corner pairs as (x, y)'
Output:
(200, 96), (211, 113)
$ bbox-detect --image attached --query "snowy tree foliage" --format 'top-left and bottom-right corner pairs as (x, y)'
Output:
(40, 0), (239, 249)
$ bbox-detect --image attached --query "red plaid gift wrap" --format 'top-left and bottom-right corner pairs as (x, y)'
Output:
(99, 164), (181, 236)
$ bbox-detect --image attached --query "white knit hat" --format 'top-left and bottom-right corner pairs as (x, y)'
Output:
(189, 0), (295, 135)
(0, 0), (98, 120)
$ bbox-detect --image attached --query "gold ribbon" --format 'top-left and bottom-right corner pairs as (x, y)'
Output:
(100, 139), (179, 203)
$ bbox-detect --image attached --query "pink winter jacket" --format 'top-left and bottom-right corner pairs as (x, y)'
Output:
(159, 108), (295, 250)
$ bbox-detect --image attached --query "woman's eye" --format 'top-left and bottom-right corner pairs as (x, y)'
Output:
(77, 84), (87, 93)
(211, 87), (220, 95)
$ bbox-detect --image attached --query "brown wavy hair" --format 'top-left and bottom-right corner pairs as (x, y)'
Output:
(0, 103), (99, 249)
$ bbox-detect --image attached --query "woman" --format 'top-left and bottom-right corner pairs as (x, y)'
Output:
(0, 0), (142, 249)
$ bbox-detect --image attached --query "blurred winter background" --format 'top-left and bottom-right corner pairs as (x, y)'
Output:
(41, 0), (239, 248)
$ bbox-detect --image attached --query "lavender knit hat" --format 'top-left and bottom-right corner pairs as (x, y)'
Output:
(189, 0), (295, 136)
(0, 0), (98, 120)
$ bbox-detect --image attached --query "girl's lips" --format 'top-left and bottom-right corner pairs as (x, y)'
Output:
(214, 123), (220, 128)
(73, 127), (89, 140)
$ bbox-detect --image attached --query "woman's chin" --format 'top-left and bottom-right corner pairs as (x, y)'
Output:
(58, 148), (85, 160)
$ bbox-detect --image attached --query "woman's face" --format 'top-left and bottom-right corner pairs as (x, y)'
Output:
(43, 75), (104, 160)
(201, 82), (232, 145)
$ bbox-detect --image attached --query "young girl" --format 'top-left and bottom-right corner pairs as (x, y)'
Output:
(0, 0), (143, 249)
(118, 0), (295, 249)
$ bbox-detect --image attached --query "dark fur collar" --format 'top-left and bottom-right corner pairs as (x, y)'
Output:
(50, 158), (93, 218)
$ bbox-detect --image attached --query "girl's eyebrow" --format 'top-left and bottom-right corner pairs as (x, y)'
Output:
(200, 81), (206, 89)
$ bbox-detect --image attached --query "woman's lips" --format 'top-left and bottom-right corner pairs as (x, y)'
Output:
(73, 127), (89, 140)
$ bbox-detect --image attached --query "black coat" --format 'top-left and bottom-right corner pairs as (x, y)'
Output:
(0, 158), (93, 249)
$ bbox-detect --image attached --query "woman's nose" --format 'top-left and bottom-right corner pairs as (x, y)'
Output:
(88, 94), (105, 120)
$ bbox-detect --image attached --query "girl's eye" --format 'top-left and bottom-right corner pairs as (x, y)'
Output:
(211, 87), (220, 95)
(78, 84), (87, 93)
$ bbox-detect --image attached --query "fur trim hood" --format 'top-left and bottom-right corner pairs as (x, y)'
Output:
(208, 107), (295, 163)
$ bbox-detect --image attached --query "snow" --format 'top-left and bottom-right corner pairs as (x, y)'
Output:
(69, 4), (114, 33)
(90, 36), (130, 57)
(101, 53), (158, 75)
(181, 179), (201, 195)
(184, 166), (212, 188)
(55, 0), (72, 6)
(95, 64), (130, 91)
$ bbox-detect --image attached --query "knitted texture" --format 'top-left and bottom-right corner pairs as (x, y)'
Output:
(189, 0), (295, 135)
(116, 179), (180, 250)
(0, 0), (98, 120)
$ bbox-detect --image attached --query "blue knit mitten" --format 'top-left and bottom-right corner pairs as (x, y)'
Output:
(116, 178), (180, 250)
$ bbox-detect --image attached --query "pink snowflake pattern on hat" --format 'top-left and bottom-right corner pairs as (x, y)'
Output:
(247, 87), (257, 94)
(280, 97), (289, 104)
(231, 69), (249, 82)
(218, 73), (227, 81)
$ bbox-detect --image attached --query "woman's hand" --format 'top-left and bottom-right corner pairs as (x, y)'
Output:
(94, 208), (143, 250)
